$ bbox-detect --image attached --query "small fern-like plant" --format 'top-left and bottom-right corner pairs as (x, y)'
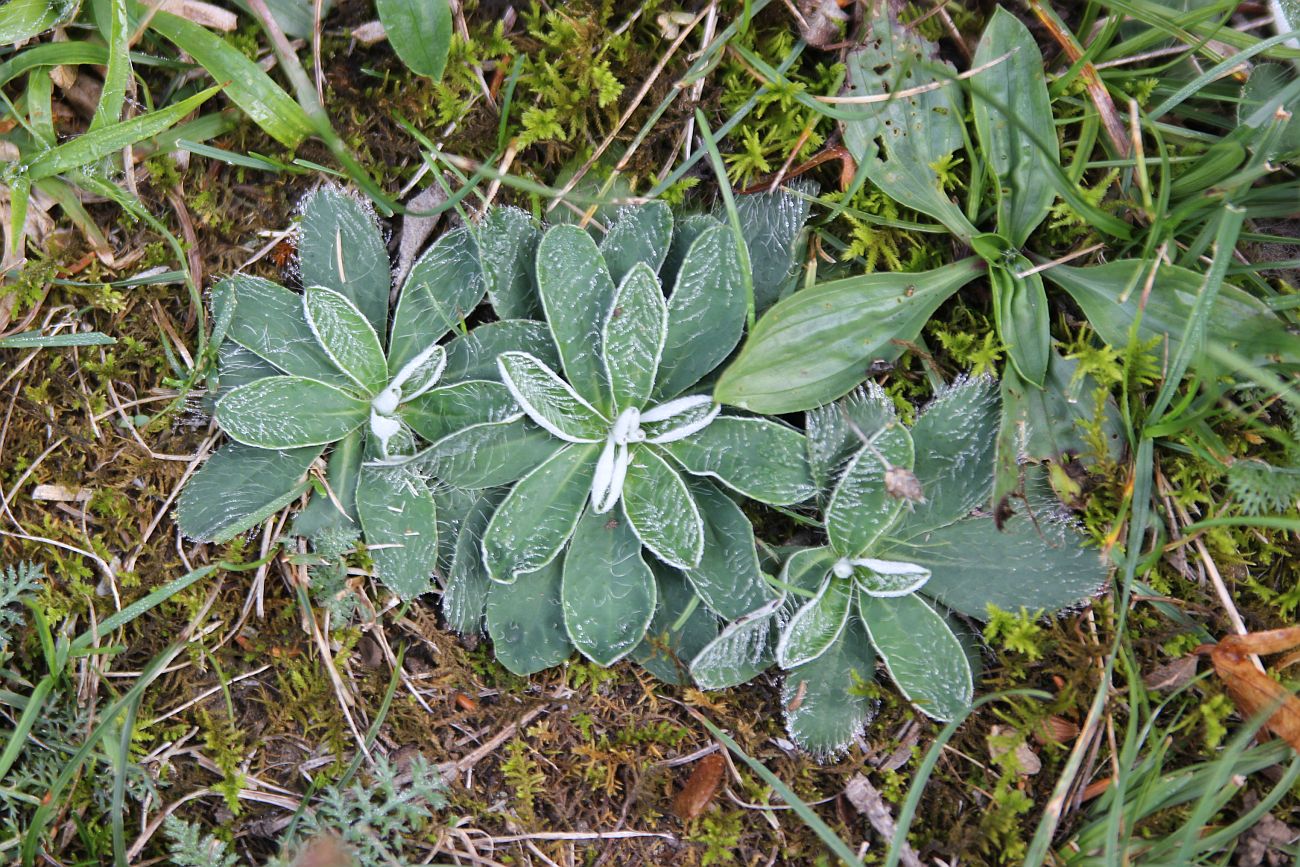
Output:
(0, 561), (41, 652)
(692, 378), (1108, 756)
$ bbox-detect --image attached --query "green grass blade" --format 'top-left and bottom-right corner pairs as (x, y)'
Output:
(90, 0), (130, 131)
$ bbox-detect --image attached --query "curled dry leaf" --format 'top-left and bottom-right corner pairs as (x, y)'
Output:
(672, 752), (724, 820)
(289, 833), (358, 867)
(1196, 625), (1300, 750)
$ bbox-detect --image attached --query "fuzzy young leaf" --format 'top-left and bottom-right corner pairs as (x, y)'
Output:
(355, 467), (438, 599)
(777, 575), (853, 669)
(562, 507), (657, 665)
(298, 188), (390, 337)
(860, 593), (972, 722)
(177, 443), (321, 542)
(825, 425), (914, 558)
(485, 558), (572, 675)
(220, 276), (352, 387)
(217, 376), (368, 449)
(690, 596), (783, 690)
(535, 224), (616, 410)
(303, 285), (388, 393)
(621, 448), (704, 569)
(783, 618), (877, 759)
(498, 352), (608, 443)
(600, 202), (673, 284)
(662, 417), (815, 505)
(852, 559), (931, 597)
(602, 263), (668, 410)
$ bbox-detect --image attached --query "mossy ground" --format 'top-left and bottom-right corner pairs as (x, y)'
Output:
(2, 1), (1298, 864)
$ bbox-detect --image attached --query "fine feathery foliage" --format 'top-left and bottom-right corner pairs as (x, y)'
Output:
(0, 562), (42, 652)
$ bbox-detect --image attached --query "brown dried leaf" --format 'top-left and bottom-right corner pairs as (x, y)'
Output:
(1143, 654), (1199, 692)
(672, 752), (724, 820)
(1198, 625), (1300, 751)
(289, 834), (358, 867)
(796, 0), (849, 50)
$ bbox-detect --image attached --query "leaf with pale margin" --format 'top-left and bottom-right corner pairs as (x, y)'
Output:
(217, 376), (368, 449)
(783, 618), (877, 759)
(662, 417), (815, 506)
(399, 379), (520, 445)
(690, 594), (783, 690)
(562, 507), (657, 666)
(442, 320), (559, 383)
(634, 565), (721, 685)
(220, 275), (351, 387)
(599, 202), (673, 284)
(302, 286), (388, 393)
(860, 592), (972, 721)
(806, 382), (897, 493)
(852, 559), (930, 597)
(298, 188), (390, 337)
(476, 206), (541, 319)
(443, 491), (502, 634)
(355, 467), (438, 599)
(777, 575), (853, 669)
(621, 448), (703, 569)
(902, 376), (999, 532)
(659, 214), (718, 291)
(177, 443), (321, 542)
(535, 224), (616, 410)
(215, 343), (278, 399)
(482, 444), (598, 582)
(388, 228), (484, 373)
(640, 396), (718, 443)
(825, 424), (914, 558)
(498, 352), (607, 443)
(485, 558), (572, 676)
(433, 484), (480, 572)
(682, 480), (778, 621)
(730, 178), (815, 312)
(420, 418), (562, 489)
(602, 263), (667, 410)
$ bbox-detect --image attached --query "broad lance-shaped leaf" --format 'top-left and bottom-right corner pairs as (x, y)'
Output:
(970, 7), (1058, 246)
(602, 263), (667, 410)
(904, 376), (999, 533)
(806, 383), (898, 493)
(682, 480), (778, 621)
(662, 417), (815, 506)
(376, 0), (451, 79)
(217, 376), (368, 449)
(214, 343), (279, 399)
(302, 286), (388, 393)
(219, 275), (352, 387)
(388, 228), (485, 373)
(562, 507), (656, 666)
(498, 352), (607, 443)
(536, 224), (616, 411)
(825, 423), (914, 558)
(993, 266), (1049, 388)
(420, 418), (562, 490)
(485, 558), (572, 676)
(690, 594), (784, 690)
(298, 188), (390, 337)
(840, 5), (977, 240)
(399, 379), (520, 445)
(443, 491), (502, 634)
(177, 443), (322, 542)
(851, 559), (930, 597)
(621, 448), (704, 570)
(600, 202), (672, 285)
(482, 444), (598, 582)
(860, 593), (972, 722)
(655, 224), (748, 401)
(355, 467), (438, 599)
(731, 178), (814, 313)
(442, 320), (559, 384)
(783, 617), (877, 758)
(476, 207), (541, 320)
(715, 259), (982, 414)
(634, 565), (721, 685)
(777, 575), (853, 669)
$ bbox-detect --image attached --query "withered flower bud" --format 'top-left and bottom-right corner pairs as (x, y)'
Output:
(884, 466), (925, 505)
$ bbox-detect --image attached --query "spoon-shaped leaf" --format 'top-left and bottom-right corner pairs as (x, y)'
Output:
(356, 467), (439, 600)
(298, 188), (390, 337)
(216, 376), (368, 449)
(621, 448), (704, 570)
(498, 352), (608, 443)
(602, 263), (668, 410)
(536, 224), (616, 411)
(485, 558), (572, 676)
(303, 285), (388, 393)
(825, 424), (914, 558)
(777, 575), (853, 669)
(562, 507), (656, 666)
(661, 417), (816, 505)
(860, 592), (972, 722)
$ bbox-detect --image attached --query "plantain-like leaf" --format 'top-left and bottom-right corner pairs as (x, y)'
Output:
(302, 286), (388, 393)
(970, 7), (1058, 246)
(602, 263), (667, 410)
(903, 376), (999, 532)
(216, 376), (368, 449)
(634, 565), (721, 685)
(482, 444), (598, 582)
(485, 558), (572, 676)
(561, 507), (657, 666)
(298, 188), (390, 337)
(376, 0), (451, 79)
(662, 417), (816, 505)
(388, 228), (484, 373)
(994, 266), (1050, 387)
(600, 202), (673, 284)
(852, 559), (930, 597)
(442, 319), (559, 383)
(176, 442), (321, 542)
(731, 178), (814, 312)
(782, 618), (877, 759)
(714, 259), (982, 413)
(220, 275), (351, 387)
(1045, 260), (1300, 365)
(681, 480), (778, 621)
(355, 466), (439, 599)
(840, 5), (977, 240)
(621, 448), (704, 569)
(690, 594), (783, 690)
(777, 575), (853, 669)
(420, 418), (562, 489)
(399, 379), (520, 444)
(825, 423), (914, 558)
(498, 352), (608, 443)
(860, 592), (972, 722)
(476, 206), (541, 319)
(535, 224), (616, 411)
(444, 491), (503, 634)
(996, 350), (1124, 470)
(655, 224), (748, 401)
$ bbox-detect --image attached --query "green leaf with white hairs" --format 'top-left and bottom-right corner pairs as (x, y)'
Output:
(535, 224), (616, 410)
(970, 7), (1058, 246)
(302, 286), (388, 393)
(776, 575), (853, 669)
(420, 418), (562, 489)
(443, 492), (502, 634)
(298, 188), (391, 337)
(214, 343), (279, 399)
(825, 424), (914, 558)
(376, 0), (451, 79)
(655, 224), (748, 400)
(442, 320), (559, 384)
(355, 467), (439, 599)
(731, 178), (814, 313)
(903, 376), (999, 532)
(860, 593), (972, 722)
(806, 383), (898, 493)
(681, 480), (777, 621)
(639, 396), (719, 443)
(690, 593), (784, 690)
(599, 202), (673, 284)
(621, 448), (703, 569)
(661, 417), (815, 505)
(177, 443), (322, 542)
(602, 263), (668, 410)
(851, 559), (930, 597)
(399, 379), (519, 444)
(485, 558), (572, 676)
(562, 507), (657, 666)
(476, 207), (541, 320)
(221, 276), (352, 387)
(782, 618), (877, 759)
(498, 352), (608, 443)
(634, 565), (721, 685)
(389, 228), (485, 373)
(482, 444), (598, 583)
(217, 377), (368, 449)
(386, 344), (446, 404)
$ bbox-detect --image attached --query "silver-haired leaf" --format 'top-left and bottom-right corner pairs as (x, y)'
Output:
(860, 592), (972, 722)
(420, 418), (562, 490)
(220, 275), (352, 387)
(602, 263), (668, 410)
(599, 202), (672, 284)
(485, 558), (572, 676)
(216, 376), (368, 449)
(851, 559), (930, 597)
(443, 491), (502, 635)
(783, 618), (877, 759)
(730, 178), (814, 312)
(177, 442), (321, 543)
(355, 467), (438, 599)
(442, 319), (559, 384)
(535, 224), (616, 411)
(825, 424), (914, 558)
(215, 342), (279, 400)
(777, 575), (853, 669)
(400, 379), (520, 444)
(903, 376), (999, 532)
(621, 448), (704, 569)
(476, 206), (541, 320)
(562, 507), (656, 666)
(681, 480), (778, 621)
(662, 417), (816, 506)
(389, 228), (484, 372)
(806, 383), (897, 493)
(298, 188), (390, 336)
(498, 351), (607, 443)
(302, 285), (388, 393)
(690, 595), (783, 690)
